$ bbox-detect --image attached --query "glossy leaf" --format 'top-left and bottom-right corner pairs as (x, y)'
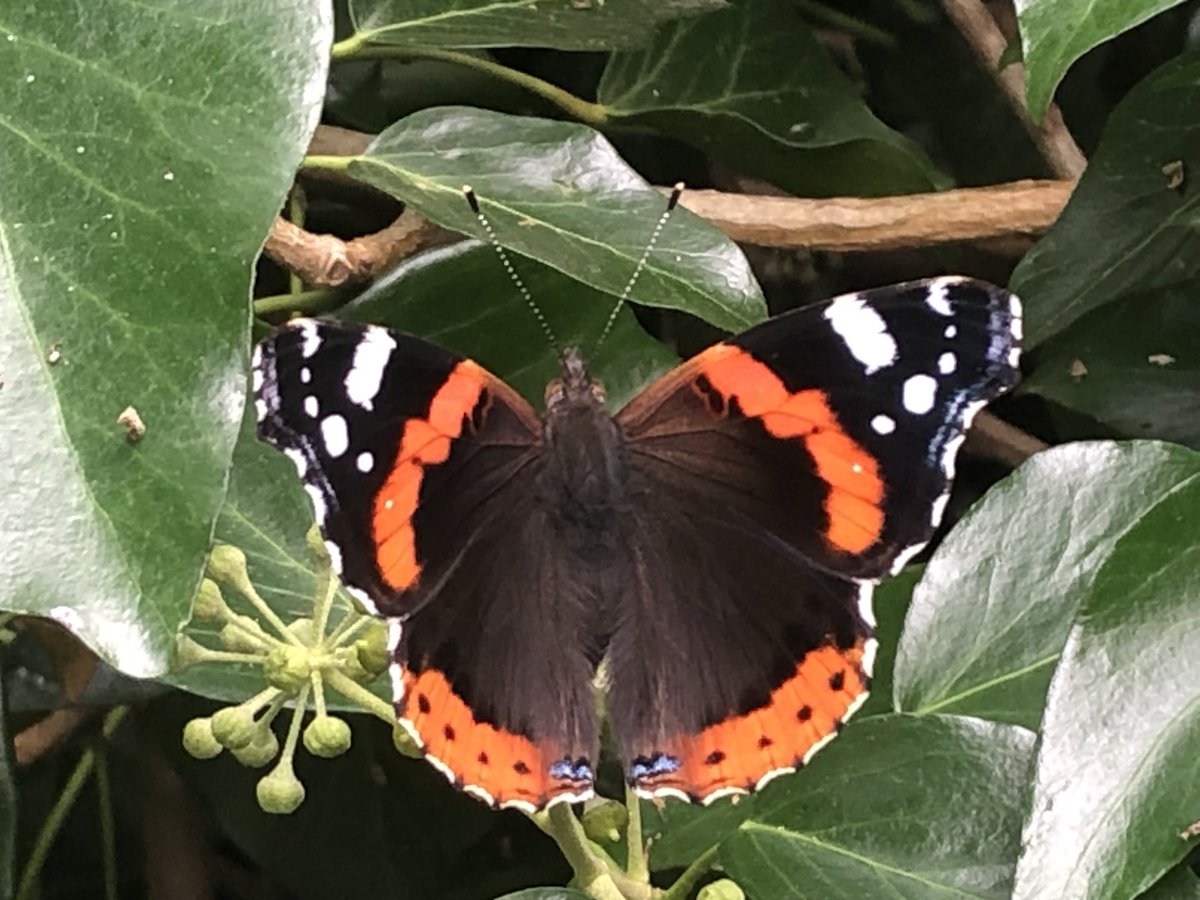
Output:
(495, 890), (592, 900)
(1140, 866), (1200, 900)
(1012, 457), (1200, 899)
(895, 441), (1200, 730)
(599, 0), (943, 197)
(1021, 282), (1200, 448)
(0, 2), (330, 675)
(721, 715), (1035, 899)
(1015, 0), (1190, 119)
(345, 0), (721, 50)
(1011, 51), (1200, 347)
(348, 107), (765, 333)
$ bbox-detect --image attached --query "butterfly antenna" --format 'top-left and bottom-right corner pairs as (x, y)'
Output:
(595, 182), (685, 350)
(463, 185), (559, 353)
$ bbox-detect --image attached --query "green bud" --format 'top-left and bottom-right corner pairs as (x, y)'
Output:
(210, 707), (257, 750)
(698, 880), (745, 900)
(263, 645), (312, 692)
(174, 634), (214, 669)
(231, 727), (280, 768)
(192, 579), (228, 621)
(305, 523), (329, 564)
(218, 616), (271, 653)
(582, 798), (628, 844)
(336, 646), (373, 684)
(182, 717), (222, 759)
(355, 621), (389, 677)
(391, 724), (422, 759)
(256, 764), (305, 814)
(303, 715), (352, 759)
(205, 544), (251, 594)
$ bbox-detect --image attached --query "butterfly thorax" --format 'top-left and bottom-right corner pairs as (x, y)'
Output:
(540, 348), (628, 539)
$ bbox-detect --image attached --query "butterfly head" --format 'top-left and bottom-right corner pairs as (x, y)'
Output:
(545, 347), (606, 413)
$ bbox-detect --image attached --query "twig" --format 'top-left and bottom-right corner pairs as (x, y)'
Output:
(677, 179), (1072, 250)
(940, 0), (1086, 179)
(263, 211), (459, 289)
(968, 410), (1049, 466)
(543, 805), (626, 900)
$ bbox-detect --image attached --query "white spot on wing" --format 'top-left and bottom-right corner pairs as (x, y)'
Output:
(356, 451), (374, 472)
(930, 492), (950, 527)
(300, 367), (312, 384)
(304, 483), (328, 524)
(321, 414), (349, 458)
(298, 320), (321, 358)
(855, 582), (876, 628)
(251, 366), (263, 392)
(902, 374), (937, 415)
(861, 639), (878, 678)
(823, 294), (898, 374)
(870, 413), (895, 435)
(754, 766), (796, 792)
(254, 398), (267, 422)
(925, 280), (954, 316)
(944, 324), (958, 339)
(345, 328), (396, 411)
(938, 351), (957, 374)
(283, 447), (307, 478)
(304, 395), (319, 418)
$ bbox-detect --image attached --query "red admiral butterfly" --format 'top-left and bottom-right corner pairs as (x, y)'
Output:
(252, 275), (1021, 812)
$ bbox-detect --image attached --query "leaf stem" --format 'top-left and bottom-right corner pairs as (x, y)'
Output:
(253, 289), (345, 318)
(661, 844), (720, 900)
(322, 669), (394, 724)
(544, 804), (625, 900)
(16, 708), (128, 900)
(324, 611), (372, 649)
(329, 40), (608, 128)
(624, 785), (648, 883)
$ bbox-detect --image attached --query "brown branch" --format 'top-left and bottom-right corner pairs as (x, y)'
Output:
(940, 0), (1087, 179)
(678, 179), (1072, 250)
(267, 179), (1072, 289)
(968, 410), (1049, 466)
(14, 620), (99, 766)
(263, 210), (460, 288)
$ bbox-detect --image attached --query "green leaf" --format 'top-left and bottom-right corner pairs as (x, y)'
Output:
(1012, 459), (1200, 900)
(0, 666), (14, 900)
(347, 106), (765, 333)
(346, 0), (722, 50)
(721, 715), (1035, 899)
(495, 890), (592, 900)
(895, 441), (1200, 730)
(344, 241), (679, 407)
(0, 2), (330, 675)
(1020, 282), (1200, 448)
(1011, 50), (1200, 348)
(1016, 0), (1190, 120)
(1140, 866), (1200, 900)
(599, 0), (943, 197)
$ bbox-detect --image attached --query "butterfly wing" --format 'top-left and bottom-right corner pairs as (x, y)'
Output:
(609, 277), (1021, 801)
(254, 319), (598, 810)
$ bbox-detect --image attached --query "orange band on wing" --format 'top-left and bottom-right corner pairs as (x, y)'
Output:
(696, 345), (885, 553)
(396, 668), (593, 811)
(372, 362), (486, 591)
(632, 640), (869, 801)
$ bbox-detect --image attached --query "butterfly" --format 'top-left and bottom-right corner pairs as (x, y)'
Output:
(252, 275), (1021, 812)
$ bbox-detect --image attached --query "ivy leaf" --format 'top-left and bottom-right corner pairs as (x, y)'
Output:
(348, 107), (766, 333)
(721, 715), (1035, 899)
(1021, 282), (1200, 449)
(895, 442), (1200, 730)
(0, 1), (330, 676)
(1015, 0), (1191, 120)
(599, 0), (943, 197)
(1012, 453), (1200, 899)
(1011, 51), (1200, 347)
(345, 0), (722, 50)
